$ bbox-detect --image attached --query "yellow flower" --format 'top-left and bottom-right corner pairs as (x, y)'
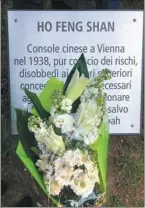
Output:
(65, 70), (89, 102)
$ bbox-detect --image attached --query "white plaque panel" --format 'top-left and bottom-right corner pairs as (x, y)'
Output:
(7, 11), (143, 135)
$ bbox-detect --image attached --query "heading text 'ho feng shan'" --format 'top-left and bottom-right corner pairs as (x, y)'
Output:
(37, 21), (115, 32)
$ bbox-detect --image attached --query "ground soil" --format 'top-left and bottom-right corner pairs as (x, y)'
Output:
(1, 0), (144, 207)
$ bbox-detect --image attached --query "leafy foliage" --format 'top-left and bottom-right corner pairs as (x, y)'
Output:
(16, 142), (59, 206)
(71, 98), (81, 113)
(15, 109), (37, 162)
(90, 123), (109, 192)
(15, 58), (109, 207)
(31, 77), (64, 115)
(63, 53), (89, 113)
(24, 88), (50, 119)
(31, 146), (40, 156)
(63, 53), (89, 95)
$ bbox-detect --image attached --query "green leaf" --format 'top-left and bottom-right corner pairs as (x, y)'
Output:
(52, 124), (62, 136)
(31, 147), (40, 156)
(63, 53), (89, 95)
(24, 88), (50, 119)
(90, 122), (109, 192)
(31, 77), (64, 115)
(65, 73), (89, 102)
(16, 142), (58, 206)
(71, 98), (81, 113)
(15, 108), (37, 162)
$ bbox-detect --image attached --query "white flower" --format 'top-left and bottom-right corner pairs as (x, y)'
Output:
(95, 117), (102, 126)
(61, 149), (84, 167)
(62, 148), (84, 167)
(88, 166), (100, 184)
(54, 114), (74, 133)
(74, 100), (103, 145)
(102, 113), (109, 123)
(34, 124), (65, 154)
(83, 88), (91, 99)
(87, 77), (96, 87)
(79, 152), (93, 168)
(50, 106), (57, 116)
(61, 149), (92, 169)
(70, 169), (95, 197)
(63, 150), (76, 167)
(70, 201), (79, 207)
(39, 120), (48, 129)
(76, 101), (93, 132)
(36, 159), (49, 172)
(37, 141), (49, 155)
(84, 127), (99, 145)
(73, 148), (84, 166)
(36, 155), (53, 177)
(45, 168), (54, 181)
(80, 85), (99, 104)
(37, 141), (45, 151)
(70, 149), (99, 183)
(28, 116), (42, 132)
(92, 88), (98, 95)
(80, 96), (86, 103)
(85, 161), (94, 173)
(61, 98), (73, 113)
(45, 178), (63, 196)
(65, 69), (89, 102)
(84, 135), (95, 145)
(54, 157), (73, 186)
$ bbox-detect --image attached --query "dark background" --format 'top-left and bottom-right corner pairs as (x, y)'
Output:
(1, 0), (144, 207)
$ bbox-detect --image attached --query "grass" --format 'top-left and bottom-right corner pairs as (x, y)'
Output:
(119, 153), (143, 187)
(108, 136), (144, 207)
(110, 195), (126, 207)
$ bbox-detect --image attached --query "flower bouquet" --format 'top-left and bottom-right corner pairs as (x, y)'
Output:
(15, 54), (111, 207)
